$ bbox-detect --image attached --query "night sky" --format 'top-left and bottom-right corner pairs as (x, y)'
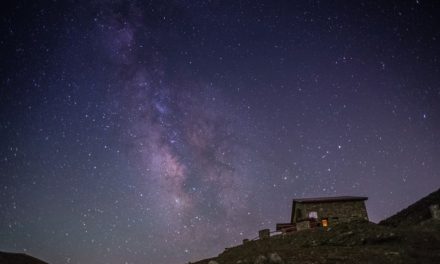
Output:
(1, 1), (440, 264)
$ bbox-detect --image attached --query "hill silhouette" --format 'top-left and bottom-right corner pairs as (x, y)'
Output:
(0, 252), (48, 264)
(380, 188), (440, 227)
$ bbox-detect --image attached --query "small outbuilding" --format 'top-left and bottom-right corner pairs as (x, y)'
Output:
(276, 196), (368, 232)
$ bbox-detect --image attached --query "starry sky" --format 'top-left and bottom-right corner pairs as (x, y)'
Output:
(1, 1), (440, 264)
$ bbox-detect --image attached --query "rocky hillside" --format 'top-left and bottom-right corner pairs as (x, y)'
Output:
(379, 188), (440, 227)
(191, 188), (440, 264)
(0, 252), (48, 264)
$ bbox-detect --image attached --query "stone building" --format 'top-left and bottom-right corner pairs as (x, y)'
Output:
(276, 196), (368, 232)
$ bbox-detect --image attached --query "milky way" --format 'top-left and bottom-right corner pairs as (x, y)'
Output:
(1, 1), (440, 264)
(98, 4), (257, 250)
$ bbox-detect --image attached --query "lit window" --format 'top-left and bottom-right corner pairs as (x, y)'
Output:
(322, 219), (328, 227)
(308, 211), (318, 219)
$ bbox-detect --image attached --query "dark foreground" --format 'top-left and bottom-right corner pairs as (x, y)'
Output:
(192, 188), (440, 264)
(192, 220), (440, 264)
(1, 189), (439, 264)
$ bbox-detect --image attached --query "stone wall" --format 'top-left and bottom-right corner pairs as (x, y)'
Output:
(296, 220), (311, 231)
(293, 201), (368, 225)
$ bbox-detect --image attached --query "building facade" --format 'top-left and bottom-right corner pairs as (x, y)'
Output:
(277, 196), (368, 232)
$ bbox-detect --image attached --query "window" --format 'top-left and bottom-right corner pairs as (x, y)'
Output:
(308, 211), (318, 219)
(321, 218), (328, 227)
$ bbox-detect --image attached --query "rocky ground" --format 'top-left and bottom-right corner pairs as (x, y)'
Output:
(191, 220), (440, 264)
(191, 188), (440, 264)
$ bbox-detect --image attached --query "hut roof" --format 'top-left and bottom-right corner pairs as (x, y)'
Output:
(292, 196), (368, 203)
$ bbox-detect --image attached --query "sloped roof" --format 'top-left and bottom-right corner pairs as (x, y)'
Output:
(293, 196), (368, 203)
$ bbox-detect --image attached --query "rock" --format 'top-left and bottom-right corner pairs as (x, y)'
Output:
(430, 204), (440, 220)
(208, 261), (219, 264)
(254, 255), (267, 264)
(310, 240), (318, 246)
(268, 252), (283, 263)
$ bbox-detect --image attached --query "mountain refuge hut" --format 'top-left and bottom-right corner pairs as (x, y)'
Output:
(276, 196), (368, 232)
